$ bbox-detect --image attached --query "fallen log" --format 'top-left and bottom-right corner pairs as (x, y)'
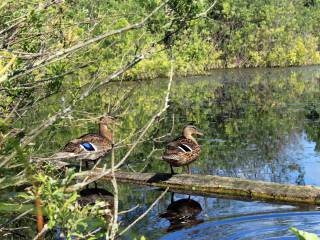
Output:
(83, 170), (320, 205)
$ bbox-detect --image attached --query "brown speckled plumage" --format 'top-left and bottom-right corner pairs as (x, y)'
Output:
(63, 133), (112, 153)
(54, 116), (115, 167)
(63, 116), (114, 154)
(162, 125), (203, 174)
(162, 137), (201, 166)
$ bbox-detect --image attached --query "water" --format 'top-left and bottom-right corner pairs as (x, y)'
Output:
(4, 66), (320, 239)
(116, 66), (320, 239)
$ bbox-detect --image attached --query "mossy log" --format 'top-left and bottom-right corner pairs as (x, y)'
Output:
(87, 170), (320, 205)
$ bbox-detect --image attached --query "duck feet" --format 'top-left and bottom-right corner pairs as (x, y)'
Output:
(85, 160), (89, 169)
(170, 165), (175, 175)
(187, 165), (191, 174)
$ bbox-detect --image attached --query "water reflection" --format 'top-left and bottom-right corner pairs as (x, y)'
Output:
(159, 211), (320, 240)
(17, 66), (320, 239)
(78, 187), (114, 209)
(159, 193), (203, 232)
(22, 66), (320, 186)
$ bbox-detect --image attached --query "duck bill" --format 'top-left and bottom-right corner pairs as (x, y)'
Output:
(112, 121), (120, 126)
(196, 131), (204, 136)
(109, 116), (120, 126)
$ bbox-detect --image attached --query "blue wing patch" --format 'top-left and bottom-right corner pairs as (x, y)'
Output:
(81, 142), (96, 151)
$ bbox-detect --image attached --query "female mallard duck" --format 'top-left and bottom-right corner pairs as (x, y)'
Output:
(61, 116), (115, 167)
(162, 125), (203, 174)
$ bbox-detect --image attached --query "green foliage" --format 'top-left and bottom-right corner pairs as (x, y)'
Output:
(1, 0), (320, 116)
(2, 1), (320, 238)
(22, 170), (109, 239)
(209, 0), (320, 67)
(290, 227), (320, 240)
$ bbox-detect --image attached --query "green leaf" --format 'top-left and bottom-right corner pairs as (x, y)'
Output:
(290, 228), (319, 240)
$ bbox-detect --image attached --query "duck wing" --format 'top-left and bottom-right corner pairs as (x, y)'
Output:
(165, 137), (196, 153)
(162, 137), (200, 166)
(77, 133), (104, 143)
(63, 134), (110, 153)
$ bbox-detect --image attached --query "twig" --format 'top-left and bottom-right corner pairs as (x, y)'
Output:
(32, 224), (48, 240)
(195, 0), (218, 18)
(114, 56), (174, 169)
(118, 204), (139, 215)
(110, 142), (118, 240)
(0, 209), (33, 230)
(119, 187), (169, 236)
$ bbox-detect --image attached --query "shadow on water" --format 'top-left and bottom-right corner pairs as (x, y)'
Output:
(78, 187), (114, 209)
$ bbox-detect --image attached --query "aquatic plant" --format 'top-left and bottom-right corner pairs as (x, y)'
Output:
(290, 227), (319, 240)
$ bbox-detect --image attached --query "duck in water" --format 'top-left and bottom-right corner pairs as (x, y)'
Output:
(162, 125), (203, 174)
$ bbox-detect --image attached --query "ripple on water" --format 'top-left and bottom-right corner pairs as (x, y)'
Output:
(158, 211), (320, 240)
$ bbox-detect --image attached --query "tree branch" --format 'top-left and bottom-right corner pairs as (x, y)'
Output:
(8, 0), (169, 81)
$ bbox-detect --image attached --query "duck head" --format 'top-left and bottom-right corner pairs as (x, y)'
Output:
(99, 116), (117, 141)
(183, 125), (203, 143)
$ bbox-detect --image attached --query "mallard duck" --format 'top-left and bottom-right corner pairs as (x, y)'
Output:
(61, 116), (115, 168)
(162, 125), (203, 174)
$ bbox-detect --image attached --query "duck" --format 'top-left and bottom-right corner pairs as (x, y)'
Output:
(60, 116), (115, 168)
(162, 125), (203, 174)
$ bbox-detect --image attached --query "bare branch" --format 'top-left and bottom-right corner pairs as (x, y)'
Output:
(110, 143), (119, 240)
(195, 0), (218, 18)
(119, 187), (169, 236)
(32, 224), (48, 240)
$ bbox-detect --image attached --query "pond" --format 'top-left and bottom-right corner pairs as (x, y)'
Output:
(4, 66), (320, 239)
(116, 66), (320, 239)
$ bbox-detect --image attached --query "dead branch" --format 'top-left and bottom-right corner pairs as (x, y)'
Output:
(119, 187), (169, 236)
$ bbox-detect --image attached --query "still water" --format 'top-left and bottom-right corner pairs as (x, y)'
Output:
(116, 66), (320, 239)
(11, 66), (320, 239)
